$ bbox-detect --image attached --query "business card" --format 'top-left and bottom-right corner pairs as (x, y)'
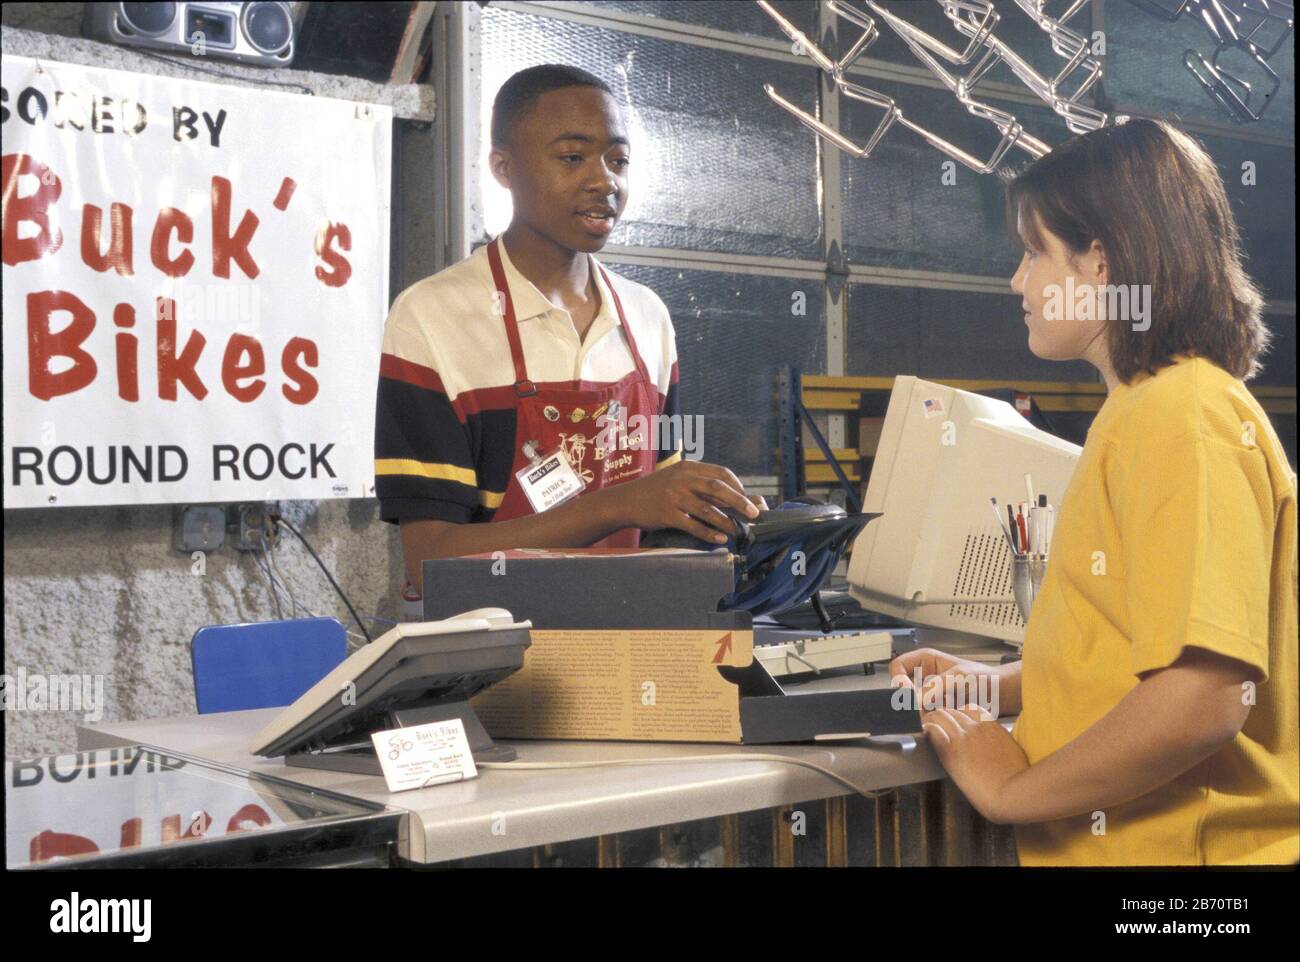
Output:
(370, 719), (478, 792)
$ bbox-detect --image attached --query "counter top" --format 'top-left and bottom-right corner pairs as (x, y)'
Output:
(78, 705), (974, 863)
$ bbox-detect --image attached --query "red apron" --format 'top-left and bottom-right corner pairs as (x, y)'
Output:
(486, 237), (660, 548)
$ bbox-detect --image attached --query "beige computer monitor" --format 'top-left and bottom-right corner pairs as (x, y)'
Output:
(848, 376), (1081, 646)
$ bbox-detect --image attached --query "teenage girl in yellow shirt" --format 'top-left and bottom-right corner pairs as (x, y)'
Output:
(890, 118), (1298, 866)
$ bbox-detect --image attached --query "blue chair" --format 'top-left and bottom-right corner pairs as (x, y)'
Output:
(190, 617), (348, 714)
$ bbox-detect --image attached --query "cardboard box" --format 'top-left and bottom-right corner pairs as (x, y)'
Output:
(422, 549), (919, 744)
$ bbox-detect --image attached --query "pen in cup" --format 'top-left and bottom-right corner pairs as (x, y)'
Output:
(996, 491), (1054, 557)
(998, 487), (1052, 625)
(991, 497), (1017, 553)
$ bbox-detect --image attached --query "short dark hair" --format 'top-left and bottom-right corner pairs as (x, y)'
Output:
(1003, 118), (1269, 383)
(490, 64), (614, 148)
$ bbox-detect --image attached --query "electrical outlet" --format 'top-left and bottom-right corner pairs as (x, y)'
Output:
(230, 502), (279, 552)
(173, 505), (226, 553)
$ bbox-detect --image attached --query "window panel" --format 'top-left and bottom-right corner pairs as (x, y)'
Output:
(609, 264), (827, 475)
(480, 6), (825, 258)
(592, 0), (818, 39)
(1194, 133), (1296, 303)
(840, 81), (1073, 275)
(846, 283), (1098, 382)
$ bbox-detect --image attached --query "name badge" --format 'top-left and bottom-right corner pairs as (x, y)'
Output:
(517, 446), (586, 513)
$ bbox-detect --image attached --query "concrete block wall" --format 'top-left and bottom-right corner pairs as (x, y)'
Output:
(3, 500), (406, 757)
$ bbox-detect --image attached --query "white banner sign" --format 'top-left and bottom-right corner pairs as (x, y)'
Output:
(2, 55), (391, 508)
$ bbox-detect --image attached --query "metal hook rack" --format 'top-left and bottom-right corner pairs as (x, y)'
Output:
(760, 0), (1063, 174)
(1126, 0), (1293, 123)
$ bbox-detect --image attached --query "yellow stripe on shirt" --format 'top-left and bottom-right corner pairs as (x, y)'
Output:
(374, 458), (478, 488)
(375, 459), (505, 511)
(656, 449), (683, 470)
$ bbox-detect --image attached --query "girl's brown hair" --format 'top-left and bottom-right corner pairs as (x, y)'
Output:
(1003, 118), (1269, 382)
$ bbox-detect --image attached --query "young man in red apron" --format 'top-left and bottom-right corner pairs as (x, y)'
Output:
(374, 65), (762, 613)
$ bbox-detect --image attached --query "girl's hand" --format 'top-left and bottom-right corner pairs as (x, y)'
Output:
(922, 702), (1031, 824)
(889, 647), (1005, 712)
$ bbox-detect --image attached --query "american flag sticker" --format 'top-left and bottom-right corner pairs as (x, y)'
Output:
(922, 397), (945, 419)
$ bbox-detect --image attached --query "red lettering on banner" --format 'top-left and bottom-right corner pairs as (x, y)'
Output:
(21, 803), (277, 864)
(81, 202), (134, 276)
(150, 206), (195, 277)
(30, 829), (99, 863)
(282, 336), (319, 404)
(272, 176), (296, 211)
(211, 174), (259, 279)
(222, 333), (266, 402)
(314, 221), (352, 287)
(27, 289), (97, 400)
(120, 818), (143, 849)
(2, 153), (64, 265)
(7, 156), (339, 407)
(24, 291), (320, 403)
(113, 302), (140, 402)
(4, 155), (351, 283)
(24, 289), (321, 403)
(227, 804), (272, 833)
(156, 297), (208, 401)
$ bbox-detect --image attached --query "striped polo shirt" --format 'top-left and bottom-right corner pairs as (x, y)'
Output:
(374, 238), (681, 525)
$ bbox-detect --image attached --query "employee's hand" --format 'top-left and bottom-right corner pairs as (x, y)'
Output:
(611, 460), (759, 543)
(922, 702), (1030, 824)
(889, 648), (1001, 712)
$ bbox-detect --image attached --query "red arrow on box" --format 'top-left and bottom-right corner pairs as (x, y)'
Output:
(712, 632), (732, 664)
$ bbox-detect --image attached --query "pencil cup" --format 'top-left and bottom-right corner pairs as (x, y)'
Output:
(1011, 554), (1048, 623)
